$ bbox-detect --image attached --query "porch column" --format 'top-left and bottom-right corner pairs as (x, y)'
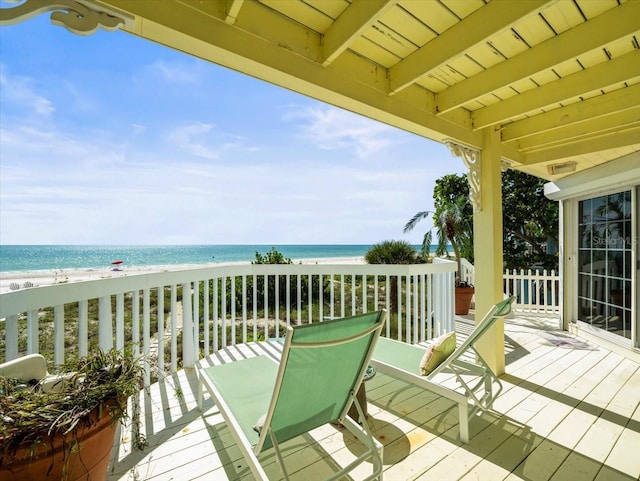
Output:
(474, 128), (505, 375)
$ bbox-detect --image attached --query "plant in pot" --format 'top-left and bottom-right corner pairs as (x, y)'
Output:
(405, 194), (475, 315)
(0, 349), (145, 481)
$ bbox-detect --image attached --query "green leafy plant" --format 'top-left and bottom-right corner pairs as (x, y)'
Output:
(0, 349), (145, 476)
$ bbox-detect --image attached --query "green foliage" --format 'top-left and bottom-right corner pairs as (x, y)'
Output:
(364, 240), (419, 311)
(404, 174), (473, 284)
(252, 247), (293, 265)
(405, 171), (559, 272)
(502, 170), (558, 270)
(364, 240), (419, 264)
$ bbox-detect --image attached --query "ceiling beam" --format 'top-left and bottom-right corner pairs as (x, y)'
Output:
(501, 83), (640, 142)
(224, 0), (245, 25)
(389, 0), (552, 94)
(510, 109), (640, 151)
(321, 0), (397, 66)
(522, 127), (640, 165)
(473, 49), (640, 130)
(437, 0), (640, 114)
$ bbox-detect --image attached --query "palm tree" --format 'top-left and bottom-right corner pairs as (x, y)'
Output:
(404, 197), (473, 286)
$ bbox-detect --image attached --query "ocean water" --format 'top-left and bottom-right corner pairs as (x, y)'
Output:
(0, 245), (430, 273)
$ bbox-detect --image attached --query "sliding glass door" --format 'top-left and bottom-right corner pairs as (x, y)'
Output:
(578, 190), (634, 343)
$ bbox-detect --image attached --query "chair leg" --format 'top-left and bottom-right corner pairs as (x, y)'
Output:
(196, 374), (203, 411)
(270, 429), (291, 481)
(458, 402), (469, 443)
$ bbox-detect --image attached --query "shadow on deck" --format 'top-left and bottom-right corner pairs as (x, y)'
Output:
(108, 313), (640, 481)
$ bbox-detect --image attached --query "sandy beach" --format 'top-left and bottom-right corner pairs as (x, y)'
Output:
(0, 257), (365, 294)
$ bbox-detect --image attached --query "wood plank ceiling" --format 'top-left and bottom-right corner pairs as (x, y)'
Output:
(7, 0), (640, 180)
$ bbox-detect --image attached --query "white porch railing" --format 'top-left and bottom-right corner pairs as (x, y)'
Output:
(459, 259), (560, 315)
(0, 262), (456, 387)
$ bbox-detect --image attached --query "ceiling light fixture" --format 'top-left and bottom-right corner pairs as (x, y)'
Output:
(547, 161), (577, 175)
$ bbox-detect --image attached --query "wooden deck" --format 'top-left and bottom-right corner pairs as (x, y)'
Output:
(107, 314), (640, 481)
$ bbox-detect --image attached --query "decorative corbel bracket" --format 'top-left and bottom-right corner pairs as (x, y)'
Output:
(0, 0), (133, 36)
(445, 140), (482, 212)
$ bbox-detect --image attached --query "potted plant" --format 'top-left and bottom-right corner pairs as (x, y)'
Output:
(0, 349), (144, 481)
(405, 193), (475, 315)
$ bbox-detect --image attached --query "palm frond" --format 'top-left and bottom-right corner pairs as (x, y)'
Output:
(403, 211), (432, 233)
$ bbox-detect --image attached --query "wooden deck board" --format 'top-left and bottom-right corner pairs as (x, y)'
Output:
(107, 314), (640, 481)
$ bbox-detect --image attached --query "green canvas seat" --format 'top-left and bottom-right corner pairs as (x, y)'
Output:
(197, 310), (386, 481)
(371, 296), (515, 443)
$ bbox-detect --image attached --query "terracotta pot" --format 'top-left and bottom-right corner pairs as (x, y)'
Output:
(455, 286), (475, 315)
(0, 402), (119, 481)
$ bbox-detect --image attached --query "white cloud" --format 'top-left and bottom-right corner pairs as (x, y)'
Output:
(283, 105), (396, 158)
(146, 59), (203, 84)
(167, 122), (239, 160)
(0, 65), (54, 116)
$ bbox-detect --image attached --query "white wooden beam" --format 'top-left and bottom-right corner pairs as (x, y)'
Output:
(473, 49), (640, 130)
(522, 127), (640, 164)
(389, 0), (551, 94)
(437, 0), (640, 114)
(322, 0), (397, 66)
(501, 83), (640, 142)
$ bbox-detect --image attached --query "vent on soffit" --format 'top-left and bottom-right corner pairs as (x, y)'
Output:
(547, 161), (577, 175)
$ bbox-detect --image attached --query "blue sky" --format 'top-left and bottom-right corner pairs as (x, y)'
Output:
(0, 13), (466, 245)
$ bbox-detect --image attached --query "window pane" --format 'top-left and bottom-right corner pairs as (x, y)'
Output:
(577, 190), (633, 340)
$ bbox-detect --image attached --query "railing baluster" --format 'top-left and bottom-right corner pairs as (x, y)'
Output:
(213, 279), (219, 352)
(78, 300), (88, 357)
(221, 277), (227, 348)
(340, 274), (345, 318)
(54, 305), (64, 366)
(5, 315), (18, 361)
(143, 288), (151, 386)
(242, 275), (247, 343)
(115, 294), (124, 353)
(157, 286), (165, 375)
(319, 274), (323, 322)
(182, 283), (194, 368)
(397, 276), (402, 341)
(252, 274), (257, 340)
(385, 275), (390, 338)
(27, 309), (39, 355)
(98, 295), (113, 351)
(297, 274), (302, 325)
(275, 275), (280, 338)
(351, 274), (356, 316)
(203, 280), (209, 355)
(231, 276), (236, 345)
(308, 274), (312, 324)
(132, 290), (140, 358)
(264, 274), (269, 336)
(193, 281), (200, 354)
(285, 274), (291, 328)
(170, 285), (177, 372)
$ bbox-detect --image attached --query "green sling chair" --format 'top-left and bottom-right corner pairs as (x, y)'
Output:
(197, 310), (386, 481)
(371, 296), (515, 443)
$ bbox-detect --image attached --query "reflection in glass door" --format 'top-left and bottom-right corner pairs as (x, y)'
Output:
(578, 190), (633, 341)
